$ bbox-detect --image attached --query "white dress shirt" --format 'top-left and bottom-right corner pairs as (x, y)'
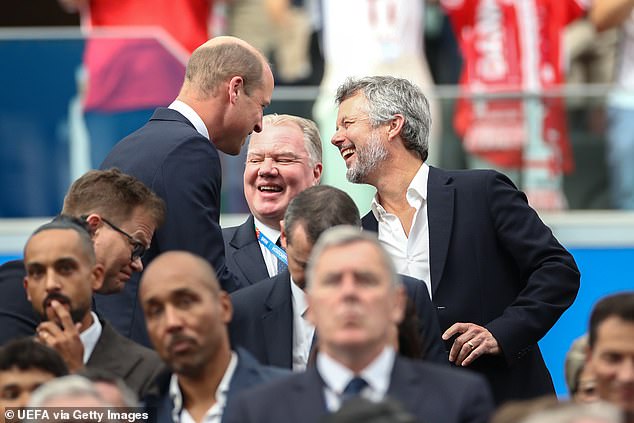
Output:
(317, 346), (395, 412)
(253, 217), (285, 278)
(79, 311), (102, 364)
(169, 352), (238, 423)
(169, 100), (210, 140)
(290, 278), (315, 372)
(371, 163), (432, 298)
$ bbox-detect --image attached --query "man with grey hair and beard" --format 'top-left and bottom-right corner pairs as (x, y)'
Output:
(330, 75), (580, 405)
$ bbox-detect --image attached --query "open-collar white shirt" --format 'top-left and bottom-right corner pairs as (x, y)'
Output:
(169, 352), (238, 423)
(290, 277), (315, 372)
(79, 311), (102, 364)
(371, 163), (432, 298)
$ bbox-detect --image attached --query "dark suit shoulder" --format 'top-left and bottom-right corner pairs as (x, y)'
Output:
(89, 321), (164, 397)
(0, 260), (40, 345)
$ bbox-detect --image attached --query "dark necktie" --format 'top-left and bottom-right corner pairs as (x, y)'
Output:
(341, 376), (368, 402)
(276, 237), (287, 274)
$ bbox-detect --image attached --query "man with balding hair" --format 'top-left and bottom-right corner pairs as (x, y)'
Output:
(140, 251), (287, 423)
(100, 36), (275, 346)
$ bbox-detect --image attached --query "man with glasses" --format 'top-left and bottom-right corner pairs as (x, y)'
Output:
(22, 216), (163, 397)
(0, 168), (165, 346)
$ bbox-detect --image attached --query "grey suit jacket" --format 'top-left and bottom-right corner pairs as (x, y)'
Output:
(87, 319), (164, 397)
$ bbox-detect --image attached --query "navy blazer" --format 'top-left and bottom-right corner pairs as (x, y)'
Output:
(97, 108), (246, 346)
(229, 270), (447, 367)
(145, 348), (290, 423)
(222, 215), (270, 286)
(0, 260), (40, 346)
(223, 355), (493, 423)
(363, 167), (580, 404)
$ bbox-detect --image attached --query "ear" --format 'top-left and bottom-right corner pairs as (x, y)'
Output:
(228, 76), (244, 105)
(91, 264), (105, 292)
(280, 221), (288, 249)
(219, 291), (233, 324)
(386, 114), (405, 142)
(84, 214), (102, 237)
(23, 276), (32, 302)
(313, 163), (323, 184)
(391, 284), (407, 325)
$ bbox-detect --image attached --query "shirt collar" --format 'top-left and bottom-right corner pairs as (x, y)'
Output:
(169, 351), (238, 422)
(371, 163), (429, 222)
(169, 100), (210, 140)
(290, 277), (308, 316)
(317, 346), (395, 395)
(253, 217), (281, 244)
(79, 312), (102, 364)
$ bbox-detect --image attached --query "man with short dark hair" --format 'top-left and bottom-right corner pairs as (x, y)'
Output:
(0, 338), (68, 409)
(0, 168), (165, 345)
(229, 185), (446, 370)
(100, 36), (275, 346)
(22, 217), (162, 397)
(586, 291), (634, 423)
(224, 226), (493, 423)
(140, 251), (287, 423)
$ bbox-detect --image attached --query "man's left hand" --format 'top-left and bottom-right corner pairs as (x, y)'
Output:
(442, 322), (501, 367)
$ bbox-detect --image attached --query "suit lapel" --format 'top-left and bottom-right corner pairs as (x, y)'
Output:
(288, 367), (328, 423)
(386, 357), (427, 418)
(427, 167), (454, 295)
(86, 320), (138, 377)
(230, 215), (269, 285)
(262, 272), (293, 368)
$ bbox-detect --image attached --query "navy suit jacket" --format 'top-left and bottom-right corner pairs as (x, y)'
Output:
(223, 355), (493, 423)
(0, 260), (40, 345)
(363, 167), (580, 404)
(97, 108), (246, 346)
(229, 270), (447, 367)
(145, 348), (289, 423)
(222, 215), (270, 286)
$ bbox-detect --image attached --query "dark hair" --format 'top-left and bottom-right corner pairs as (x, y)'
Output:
(588, 291), (634, 348)
(62, 168), (165, 227)
(186, 42), (264, 97)
(0, 337), (68, 377)
(284, 185), (360, 245)
(397, 298), (424, 359)
(26, 215), (95, 264)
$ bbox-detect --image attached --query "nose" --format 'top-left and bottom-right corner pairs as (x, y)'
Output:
(44, 269), (61, 292)
(254, 113), (263, 133)
(164, 305), (184, 332)
(331, 128), (345, 147)
(258, 158), (279, 177)
(340, 273), (359, 298)
(616, 357), (634, 383)
(131, 257), (143, 272)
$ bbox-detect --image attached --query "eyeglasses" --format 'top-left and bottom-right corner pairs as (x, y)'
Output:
(101, 218), (147, 261)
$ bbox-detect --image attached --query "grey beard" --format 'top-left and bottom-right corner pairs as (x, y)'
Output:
(346, 133), (389, 183)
